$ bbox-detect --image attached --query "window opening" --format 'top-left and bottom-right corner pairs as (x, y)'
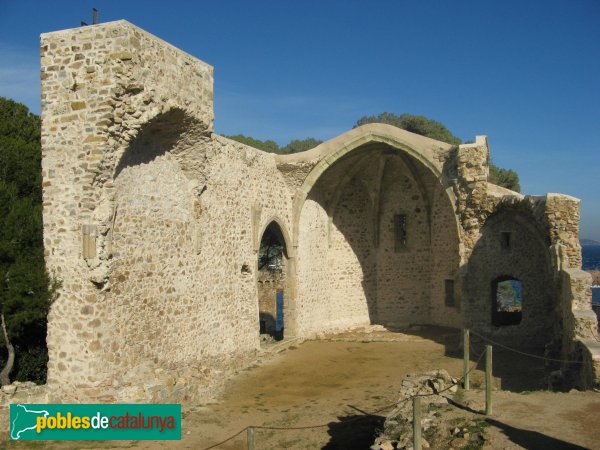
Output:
(492, 278), (522, 326)
(500, 231), (511, 249)
(394, 214), (407, 251)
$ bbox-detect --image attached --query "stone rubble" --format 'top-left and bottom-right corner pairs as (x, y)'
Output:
(371, 370), (486, 450)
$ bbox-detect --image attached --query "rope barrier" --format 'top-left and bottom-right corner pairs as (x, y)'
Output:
(469, 330), (584, 364)
(199, 337), (486, 449)
(201, 426), (249, 450)
(199, 325), (592, 449)
(196, 323), (598, 449)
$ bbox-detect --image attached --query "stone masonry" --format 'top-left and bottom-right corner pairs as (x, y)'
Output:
(38, 20), (599, 402)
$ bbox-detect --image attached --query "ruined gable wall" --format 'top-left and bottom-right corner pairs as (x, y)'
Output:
(463, 210), (556, 347)
(40, 20), (214, 398)
(454, 138), (597, 384)
(40, 20), (297, 401)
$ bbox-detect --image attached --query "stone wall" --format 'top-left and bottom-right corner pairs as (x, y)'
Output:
(39, 20), (597, 402)
(452, 138), (597, 382)
(375, 157), (433, 326)
(557, 269), (599, 388)
(294, 145), (461, 334)
(462, 208), (556, 347)
(328, 179), (375, 328)
(295, 196), (331, 336)
(40, 20), (215, 400)
(429, 183), (462, 328)
(40, 19), (295, 400)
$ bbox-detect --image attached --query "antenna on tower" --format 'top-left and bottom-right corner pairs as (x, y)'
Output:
(80, 8), (99, 27)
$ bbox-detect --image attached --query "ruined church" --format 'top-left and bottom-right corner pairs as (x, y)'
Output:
(39, 20), (598, 402)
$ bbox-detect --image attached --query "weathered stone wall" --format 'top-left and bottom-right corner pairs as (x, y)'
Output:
(40, 20), (215, 400)
(545, 194), (582, 269)
(295, 196), (331, 336)
(375, 157), (433, 326)
(462, 208), (556, 347)
(294, 146), (460, 334)
(328, 179), (375, 328)
(452, 138), (596, 380)
(557, 269), (600, 388)
(40, 19), (596, 401)
(429, 183), (462, 328)
(40, 19), (295, 400)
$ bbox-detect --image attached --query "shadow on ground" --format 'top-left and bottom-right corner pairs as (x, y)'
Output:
(322, 413), (385, 450)
(385, 325), (549, 392)
(485, 418), (588, 450)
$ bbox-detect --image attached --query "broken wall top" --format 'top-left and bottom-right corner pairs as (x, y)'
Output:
(41, 19), (213, 191)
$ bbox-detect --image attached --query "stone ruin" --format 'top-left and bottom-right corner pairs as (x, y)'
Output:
(35, 20), (598, 402)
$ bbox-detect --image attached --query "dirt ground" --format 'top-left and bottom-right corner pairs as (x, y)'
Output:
(2, 326), (599, 449)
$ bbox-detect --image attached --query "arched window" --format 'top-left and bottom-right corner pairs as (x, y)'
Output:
(492, 277), (523, 326)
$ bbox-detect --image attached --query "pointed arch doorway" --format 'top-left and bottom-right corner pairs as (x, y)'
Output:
(257, 220), (290, 341)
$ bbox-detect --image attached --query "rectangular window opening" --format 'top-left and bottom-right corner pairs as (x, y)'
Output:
(492, 278), (523, 326)
(444, 279), (455, 307)
(394, 214), (407, 252)
(500, 231), (511, 249)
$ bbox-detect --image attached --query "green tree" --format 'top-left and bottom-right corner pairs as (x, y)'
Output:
(0, 97), (54, 385)
(225, 135), (322, 155)
(489, 165), (521, 192)
(354, 112), (521, 192)
(355, 112), (462, 146)
(280, 138), (322, 154)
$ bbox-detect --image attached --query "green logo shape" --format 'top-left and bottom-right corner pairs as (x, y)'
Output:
(10, 404), (181, 440)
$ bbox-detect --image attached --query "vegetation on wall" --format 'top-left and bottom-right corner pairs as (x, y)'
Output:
(0, 97), (54, 385)
(226, 112), (520, 192)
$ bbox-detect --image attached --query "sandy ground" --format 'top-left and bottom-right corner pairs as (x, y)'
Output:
(2, 326), (599, 449)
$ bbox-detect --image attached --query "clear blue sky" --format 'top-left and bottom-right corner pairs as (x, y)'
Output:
(1, 0), (598, 239)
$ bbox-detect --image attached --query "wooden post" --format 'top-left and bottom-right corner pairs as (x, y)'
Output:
(247, 426), (255, 450)
(413, 396), (422, 450)
(485, 345), (492, 415)
(463, 329), (470, 390)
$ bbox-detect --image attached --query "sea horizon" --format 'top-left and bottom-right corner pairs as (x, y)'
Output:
(582, 244), (600, 305)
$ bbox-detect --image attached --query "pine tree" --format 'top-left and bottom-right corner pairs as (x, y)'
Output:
(0, 97), (54, 385)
